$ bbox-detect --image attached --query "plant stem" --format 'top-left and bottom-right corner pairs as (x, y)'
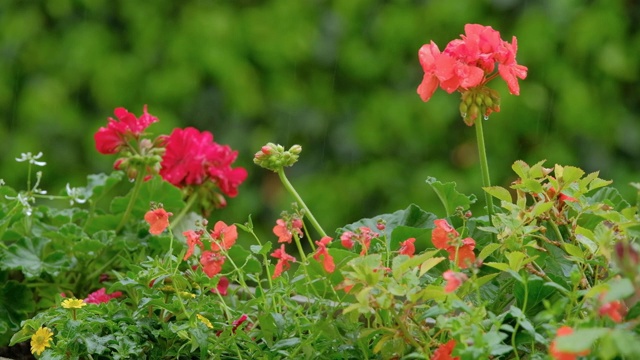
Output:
(171, 191), (199, 229)
(116, 171), (146, 232)
(474, 118), (494, 225)
(277, 168), (327, 238)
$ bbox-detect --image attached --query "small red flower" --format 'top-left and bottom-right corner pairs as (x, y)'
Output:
(270, 244), (296, 279)
(210, 221), (238, 252)
(94, 105), (158, 155)
(598, 293), (626, 323)
(399, 237), (416, 257)
(211, 276), (229, 296)
(200, 251), (226, 278)
(432, 220), (476, 269)
(549, 326), (590, 360)
(313, 236), (335, 273)
(431, 339), (459, 360)
(231, 314), (249, 333)
(273, 218), (304, 244)
(84, 288), (123, 304)
(432, 219), (459, 249)
(340, 231), (356, 249)
(144, 208), (172, 235)
(183, 230), (203, 261)
(443, 270), (467, 293)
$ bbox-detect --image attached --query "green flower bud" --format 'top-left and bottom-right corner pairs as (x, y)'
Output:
(254, 143), (301, 172)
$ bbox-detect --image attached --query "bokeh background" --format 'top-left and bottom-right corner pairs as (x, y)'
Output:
(1, 0), (639, 240)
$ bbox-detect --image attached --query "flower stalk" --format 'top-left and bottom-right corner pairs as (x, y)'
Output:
(474, 117), (494, 224)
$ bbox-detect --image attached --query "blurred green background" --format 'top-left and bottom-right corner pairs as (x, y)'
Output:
(1, 0), (639, 240)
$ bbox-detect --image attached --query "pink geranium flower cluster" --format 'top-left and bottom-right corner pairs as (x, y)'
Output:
(417, 24), (528, 102)
(94, 106), (158, 155)
(159, 127), (247, 198)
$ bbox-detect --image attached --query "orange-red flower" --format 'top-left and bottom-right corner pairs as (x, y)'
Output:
(313, 236), (335, 273)
(340, 227), (378, 255)
(549, 326), (590, 360)
(432, 220), (476, 269)
(273, 218), (303, 243)
(271, 244), (296, 279)
(399, 237), (416, 257)
(598, 293), (626, 323)
(443, 270), (467, 293)
(144, 208), (172, 235)
(200, 251), (226, 278)
(210, 221), (238, 252)
(183, 230), (203, 260)
(431, 339), (459, 360)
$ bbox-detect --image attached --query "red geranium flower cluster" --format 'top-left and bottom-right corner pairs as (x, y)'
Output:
(432, 219), (476, 269)
(94, 105), (158, 155)
(159, 127), (248, 202)
(549, 326), (590, 360)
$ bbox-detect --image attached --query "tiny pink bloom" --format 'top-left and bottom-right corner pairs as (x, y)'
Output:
(144, 208), (172, 235)
(340, 231), (356, 249)
(443, 270), (467, 293)
(85, 288), (123, 304)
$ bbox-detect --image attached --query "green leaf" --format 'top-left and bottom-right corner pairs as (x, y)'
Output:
(485, 262), (509, 272)
(478, 243), (501, 261)
(0, 280), (36, 344)
(531, 201), (554, 217)
(511, 160), (530, 179)
(1, 237), (69, 277)
(555, 328), (609, 353)
(225, 246), (261, 275)
(483, 186), (512, 203)
(339, 204), (437, 240)
(558, 165), (585, 184)
(85, 171), (125, 200)
(563, 243), (584, 261)
(425, 177), (476, 217)
(419, 256), (446, 276)
(603, 278), (634, 302)
(110, 176), (185, 222)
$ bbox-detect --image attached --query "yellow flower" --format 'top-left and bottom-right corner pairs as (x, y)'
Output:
(30, 327), (53, 355)
(178, 291), (196, 299)
(61, 298), (86, 309)
(196, 314), (213, 329)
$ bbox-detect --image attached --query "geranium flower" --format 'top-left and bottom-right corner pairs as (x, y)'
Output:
(432, 219), (460, 249)
(84, 288), (123, 304)
(183, 230), (203, 260)
(210, 221), (238, 252)
(159, 127), (248, 200)
(94, 105), (158, 155)
(313, 236), (335, 273)
(340, 231), (356, 249)
(30, 327), (53, 355)
(549, 326), (590, 360)
(273, 218), (304, 243)
(443, 270), (467, 293)
(598, 293), (626, 323)
(417, 41), (442, 102)
(271, 244), (296, 279)
(200, 251), (226, 278)
(399, 237), (416, 257)
(431, 339), (459, 360)
(144, 208), (172, 235)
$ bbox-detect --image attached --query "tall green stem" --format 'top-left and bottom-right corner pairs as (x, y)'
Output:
(116, 171), (146, 232)
(171, 191), (199, 229)
(276, 168), (327, 238)
(474, 118), (494, 225)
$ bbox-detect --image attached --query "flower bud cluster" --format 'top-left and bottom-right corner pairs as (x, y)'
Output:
(459, 87), (501, 126)
(253, 143), (302, 172)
